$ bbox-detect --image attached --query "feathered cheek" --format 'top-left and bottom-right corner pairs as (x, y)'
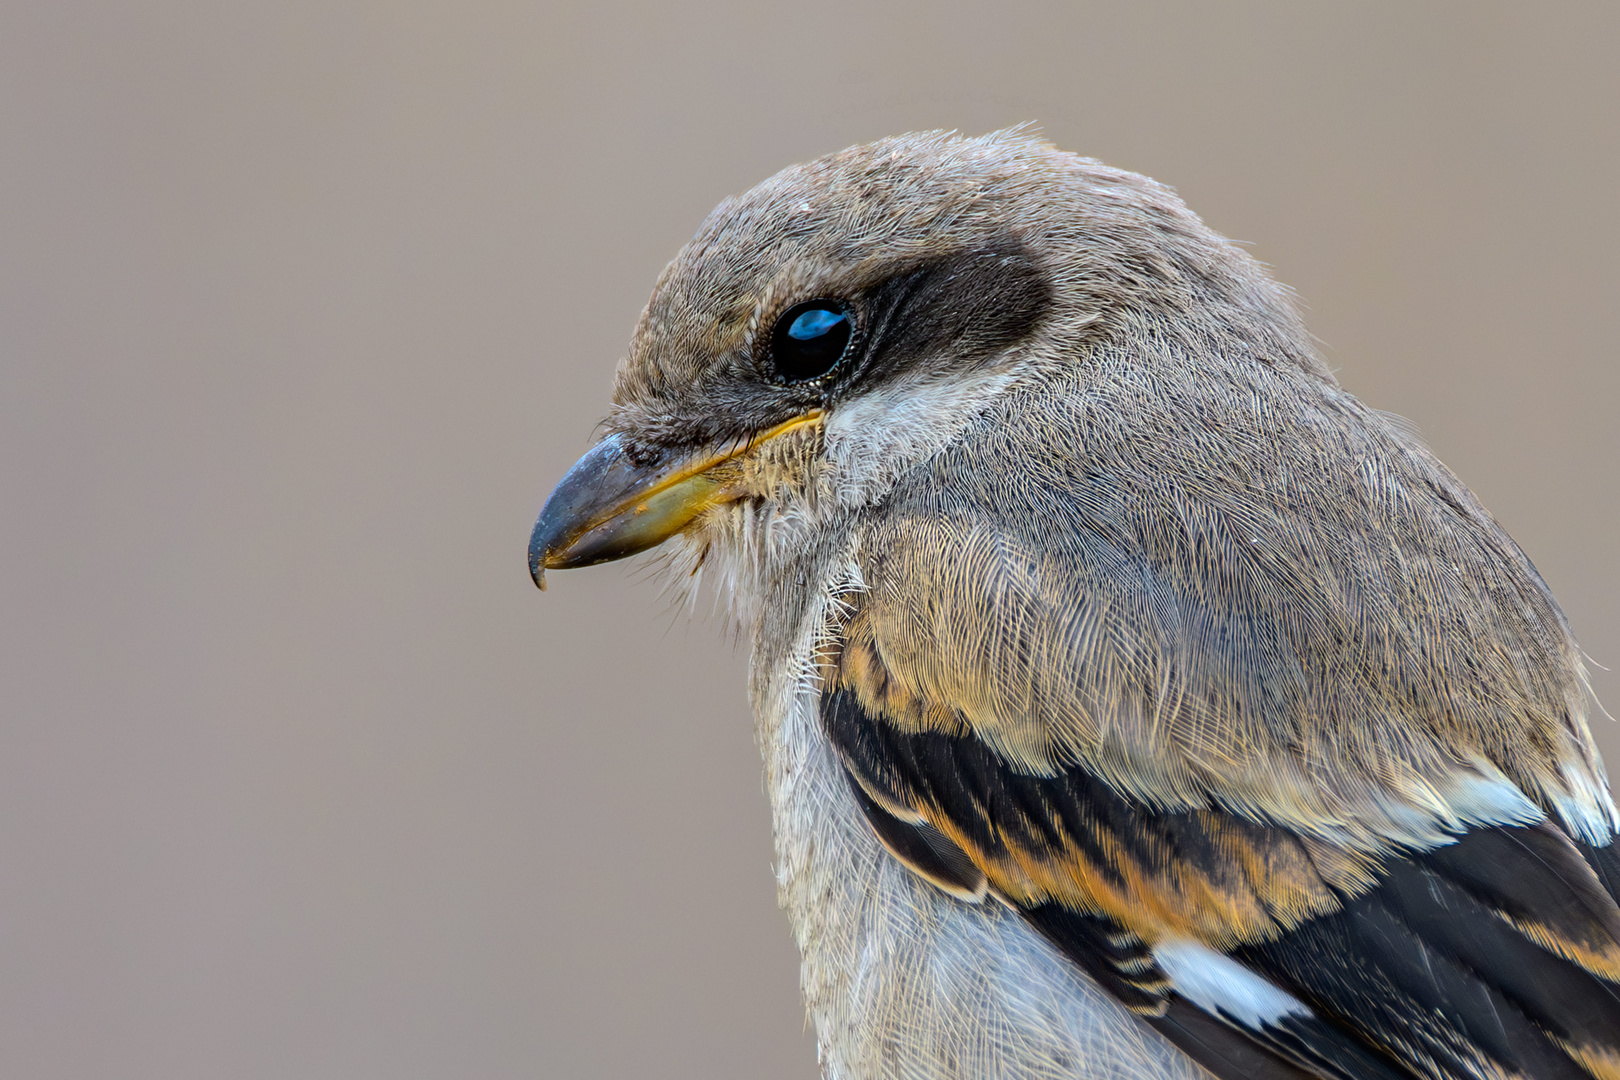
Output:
(682, 475), (818, 583)
(744, 424), (826, 505)
(649, 500), (777, 632)
(679, 495), (768, 569)
(677, 420), (821, 509)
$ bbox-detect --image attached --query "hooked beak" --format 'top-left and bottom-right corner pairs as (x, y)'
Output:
(529, 412), (821, 589)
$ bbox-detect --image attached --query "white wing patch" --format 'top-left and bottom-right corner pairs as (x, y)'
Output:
(1428, 762), (1546, 835)
(1152, 939), (1313, 1029)
(1545, 753), (1620, 845)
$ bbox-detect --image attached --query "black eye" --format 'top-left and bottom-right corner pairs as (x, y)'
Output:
(770, 300), (853, 383)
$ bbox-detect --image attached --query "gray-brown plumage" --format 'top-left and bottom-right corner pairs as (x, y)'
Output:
(530, 129), (1620, 1080)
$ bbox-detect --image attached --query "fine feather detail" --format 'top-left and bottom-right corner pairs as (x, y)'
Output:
(579, 129), (1620, 1080)
(804, 365), (1620, 1078)
(819, 679), (1620, 1080)
(830, 352), (1615, 853)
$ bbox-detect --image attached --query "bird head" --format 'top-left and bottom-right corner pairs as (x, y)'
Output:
(529, 129), (1315, 602)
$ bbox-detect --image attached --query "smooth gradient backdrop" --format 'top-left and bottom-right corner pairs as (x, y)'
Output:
(4, 3), (1616, 1078)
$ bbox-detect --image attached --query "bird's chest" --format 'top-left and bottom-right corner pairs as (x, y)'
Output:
(756, 650), (1204, 1080)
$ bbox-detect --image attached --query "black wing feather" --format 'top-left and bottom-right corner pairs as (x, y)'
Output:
(1023, 901), (1397, 1080)
(1575, 838), (1620, 909)
(1236, 875), (1593, 1080)
(823, 687), (1620, 1080)
(1152, 1001), (1328, 1080)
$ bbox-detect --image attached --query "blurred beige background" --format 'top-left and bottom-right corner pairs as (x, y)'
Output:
(2, 3), (1616, 1078)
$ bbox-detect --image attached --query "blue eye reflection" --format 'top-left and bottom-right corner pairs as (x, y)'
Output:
(787, 307), (847, 340)
(770, 298), (854, 382)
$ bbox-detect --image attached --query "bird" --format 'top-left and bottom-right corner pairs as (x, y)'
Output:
(528, 129), (1620, 1080)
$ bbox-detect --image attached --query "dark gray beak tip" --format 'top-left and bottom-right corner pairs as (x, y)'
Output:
(527, 497), (558, 590)
(528, 434), (631, 592)
(528, 541), (547, 590)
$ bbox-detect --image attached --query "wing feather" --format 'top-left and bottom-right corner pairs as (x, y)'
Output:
(817, 437), (1620, 1079)
(822, 672), (1620, 1080)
